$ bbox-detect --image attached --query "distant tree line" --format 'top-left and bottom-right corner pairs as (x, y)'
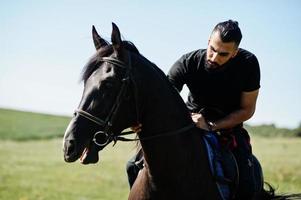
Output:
(245, 122), (301, 137)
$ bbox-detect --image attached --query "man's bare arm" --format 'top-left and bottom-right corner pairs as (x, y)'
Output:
(212, 89), (259, 130)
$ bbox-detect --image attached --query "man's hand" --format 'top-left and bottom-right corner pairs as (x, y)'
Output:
(191, 113), (209, 131)
(130, 123), (142, 133)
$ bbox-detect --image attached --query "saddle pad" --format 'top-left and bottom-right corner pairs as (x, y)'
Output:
(203, 132), (230, 200)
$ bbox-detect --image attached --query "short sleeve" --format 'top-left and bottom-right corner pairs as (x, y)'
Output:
(243, 54), (261, 92)
(167, 55), (189, 92)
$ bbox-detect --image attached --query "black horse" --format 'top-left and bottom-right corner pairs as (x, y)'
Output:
(63, 23), (301, 200)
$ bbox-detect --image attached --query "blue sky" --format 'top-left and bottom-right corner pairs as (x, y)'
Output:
(1, 0), (300, 128)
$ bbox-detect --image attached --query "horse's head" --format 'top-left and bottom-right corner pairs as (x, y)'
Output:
(63, 23), (138, 164)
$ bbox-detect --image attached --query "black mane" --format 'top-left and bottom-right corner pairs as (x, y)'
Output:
(81, 40), (139, 82)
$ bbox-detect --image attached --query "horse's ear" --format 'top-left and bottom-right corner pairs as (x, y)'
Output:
(92, 25), (108, 50)
(111, 22), (122, 52)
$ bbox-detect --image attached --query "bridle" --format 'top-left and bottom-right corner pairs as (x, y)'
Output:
(75, 54), (195, 148)
(75, 55), (136, 148)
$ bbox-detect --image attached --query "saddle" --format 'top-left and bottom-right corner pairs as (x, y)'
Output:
(203, 133), (264, 200)
(203, 131), (238, 200)
(200, 108), (263, 200)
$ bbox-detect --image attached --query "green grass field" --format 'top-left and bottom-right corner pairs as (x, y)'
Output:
(0, 139), (134, 200)
(0, 108), (70, 141)
(0, 108), (300, 199)
(252, 137), (301, 193)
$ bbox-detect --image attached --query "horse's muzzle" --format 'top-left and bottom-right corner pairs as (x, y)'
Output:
(63, 139), (80, 162)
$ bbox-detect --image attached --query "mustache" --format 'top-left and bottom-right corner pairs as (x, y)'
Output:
(206, 60), (220, 68)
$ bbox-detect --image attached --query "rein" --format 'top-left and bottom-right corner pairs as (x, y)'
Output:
(76, 108), (195, 147)
(75, 55), (195, 148)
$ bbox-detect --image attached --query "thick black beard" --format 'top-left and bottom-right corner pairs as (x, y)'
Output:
(204, 61), (230, 74)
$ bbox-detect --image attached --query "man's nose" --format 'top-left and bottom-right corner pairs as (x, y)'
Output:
(210, 52), (218, 62)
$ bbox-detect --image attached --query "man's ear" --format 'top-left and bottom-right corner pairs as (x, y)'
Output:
(232, 49), (239, 58)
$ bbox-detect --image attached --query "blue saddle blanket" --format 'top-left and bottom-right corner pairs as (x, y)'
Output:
(203, 132), (230, 200)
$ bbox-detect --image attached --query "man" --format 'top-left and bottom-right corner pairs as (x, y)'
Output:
(127, 20), (260, 199)
(168, 20), (259, 131)
(167, 19), (260, 199)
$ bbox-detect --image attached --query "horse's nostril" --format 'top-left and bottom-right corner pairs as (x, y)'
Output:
(65, 140), (76, 155)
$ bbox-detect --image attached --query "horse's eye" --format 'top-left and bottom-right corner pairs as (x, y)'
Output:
(100, 81), (114, 90)
(103, 82), (113, 89)
(106, 82), (114, 88)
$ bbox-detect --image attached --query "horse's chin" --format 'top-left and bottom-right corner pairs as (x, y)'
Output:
(79, 143), (100, 165)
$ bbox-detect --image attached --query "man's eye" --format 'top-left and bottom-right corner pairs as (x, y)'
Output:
(219, 53), (229, 57)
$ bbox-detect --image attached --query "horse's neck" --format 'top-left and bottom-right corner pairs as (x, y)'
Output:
(136, 61), (198, 172)
(136, 62), (192, 135)
(130, 57), (219, 199)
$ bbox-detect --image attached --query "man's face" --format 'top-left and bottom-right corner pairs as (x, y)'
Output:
(206, 31), (238, 70)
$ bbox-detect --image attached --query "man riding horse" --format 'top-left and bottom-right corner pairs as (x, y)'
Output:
(127, 20), (260, 199)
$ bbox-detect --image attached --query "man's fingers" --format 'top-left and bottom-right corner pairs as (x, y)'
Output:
(131, 123), (142, 133)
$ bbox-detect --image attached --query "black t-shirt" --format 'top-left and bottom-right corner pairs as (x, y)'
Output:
(167, 48), (260, 115)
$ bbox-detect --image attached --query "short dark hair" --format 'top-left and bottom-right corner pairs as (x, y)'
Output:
(212, 20), (242, 47)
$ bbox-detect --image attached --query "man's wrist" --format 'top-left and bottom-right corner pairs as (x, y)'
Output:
(207, 121), (217, 131)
